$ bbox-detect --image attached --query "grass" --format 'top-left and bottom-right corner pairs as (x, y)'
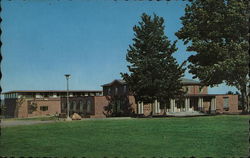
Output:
(0, 115), (249, 157)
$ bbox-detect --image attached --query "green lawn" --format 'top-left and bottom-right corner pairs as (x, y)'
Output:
(0, 115), (249, 157)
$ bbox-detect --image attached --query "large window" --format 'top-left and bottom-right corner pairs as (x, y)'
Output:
(79, 100), (84, 112)
(61, 103), (65, 110)
(223, 97), (229, 111)
(117, 100), (121, 112)
(73, 101), (77, 111)
(87, 100), (91, 113)
(76, 101), (80, 111)
(64, 103), (67, 111)
(28, 105), (33, 114)
(70, 101), (74, 110)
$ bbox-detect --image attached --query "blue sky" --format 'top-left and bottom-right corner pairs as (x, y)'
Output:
(2, 0), (237, 94)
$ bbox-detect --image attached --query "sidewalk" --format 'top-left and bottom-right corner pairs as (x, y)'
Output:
(1, 120), (56, 128)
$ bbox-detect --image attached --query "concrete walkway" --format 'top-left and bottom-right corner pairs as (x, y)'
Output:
(1, 117), (133, 127)
(83, 117), (133, 121)
(166, 111), (207, 117)
(1, 120), (56, 128)
(1, 113), (208, 127)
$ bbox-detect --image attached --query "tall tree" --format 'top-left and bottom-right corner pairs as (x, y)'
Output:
(121, 13), (185, 106)
(176, 0), (249, 112)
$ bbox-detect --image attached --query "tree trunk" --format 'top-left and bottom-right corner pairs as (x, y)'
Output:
(240, 84), (249, 113)
(164, 103), (167, 115)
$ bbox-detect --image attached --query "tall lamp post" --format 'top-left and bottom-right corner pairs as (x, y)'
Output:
(65, 74), (72, 121)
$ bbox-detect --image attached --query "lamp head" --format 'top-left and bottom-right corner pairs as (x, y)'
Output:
(64, 74), (71, 79)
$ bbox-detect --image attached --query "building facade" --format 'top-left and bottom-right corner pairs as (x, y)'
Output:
(102, 78), (240, 116)
(3, 90), (102, 118)
(2, 78), (240, 118)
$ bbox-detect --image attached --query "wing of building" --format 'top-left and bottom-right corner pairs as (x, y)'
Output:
(2, 78), (240, 118)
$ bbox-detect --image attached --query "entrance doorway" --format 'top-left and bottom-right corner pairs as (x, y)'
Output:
(190, 98), (198, 111)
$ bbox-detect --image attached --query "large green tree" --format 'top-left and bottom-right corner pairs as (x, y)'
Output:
(176, 0), (249, 112)
(121, 13), (185, 106)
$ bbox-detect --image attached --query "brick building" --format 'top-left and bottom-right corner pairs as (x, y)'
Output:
(2, 78), (240, 118)
(2, 90), (102, 118)
(101, 78), (240, 116)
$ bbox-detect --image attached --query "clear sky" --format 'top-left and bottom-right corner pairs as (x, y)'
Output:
(2, 0), (237, 94)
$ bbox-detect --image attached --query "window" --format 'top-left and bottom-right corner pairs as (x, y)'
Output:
(70, 101), (74, 110)
(79, 100), (84, 112)
(96, 92), (100, 96)
(115, 87), (118, 95)
(108, 88), (111, 95)
(123, 85), (127, 93)
(28, 105), (33, 114)
(117, 100), (121, 112)
(40, 106), (48, 111)
(223, 97), (229, 111)
(61, 103), (64, 110)
(87, 100), (91, 113)
(73, 101), (77, 111)
(76, 101), (80, 110)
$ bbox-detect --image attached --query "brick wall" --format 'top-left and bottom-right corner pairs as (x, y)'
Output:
(3, 98), (62, 118)
(92, 95), (137, 118)
(216, 95), (240, 113)
(202, 98), (211, 113)
(184, 85), (208, 95)
(92, 96), (109, 118)
(26, 98), (61, 117)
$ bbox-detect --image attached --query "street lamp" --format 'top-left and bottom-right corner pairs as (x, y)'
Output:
(65, 74), (72, 121)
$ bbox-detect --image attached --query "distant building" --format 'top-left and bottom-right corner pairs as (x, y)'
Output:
(2, 90), (102, 118)
(2, 78), (240, 118)
(102, 78), (240, 116)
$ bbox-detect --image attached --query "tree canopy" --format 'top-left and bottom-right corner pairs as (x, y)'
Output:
(121, 13), (185, 104)
(176, 0), (249, 111)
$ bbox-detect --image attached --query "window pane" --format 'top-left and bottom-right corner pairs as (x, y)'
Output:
(40, 106), (48, 111)
(223, 97), (229, 111)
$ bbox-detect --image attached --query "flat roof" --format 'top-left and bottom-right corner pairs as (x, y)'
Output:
(3, 90), (102, 94)
(186, 94), (237, 97)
